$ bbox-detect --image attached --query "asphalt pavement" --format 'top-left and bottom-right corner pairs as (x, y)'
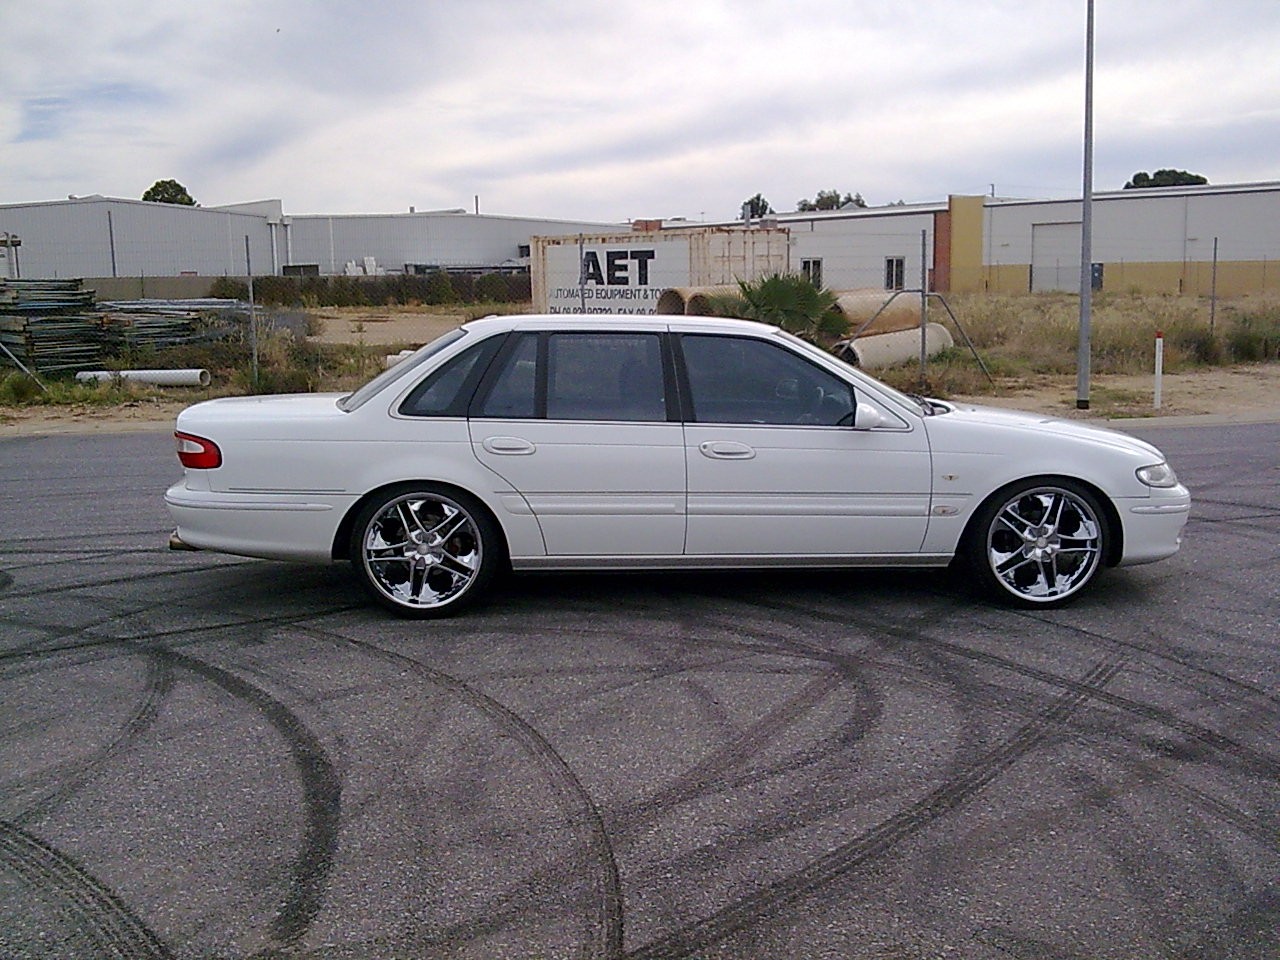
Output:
(0, 422), (1277, 959)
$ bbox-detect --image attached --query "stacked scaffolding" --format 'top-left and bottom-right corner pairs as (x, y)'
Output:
(99, 299), (249, 352)
(0, 279), (104, 373)
(0, 281), (250, 374)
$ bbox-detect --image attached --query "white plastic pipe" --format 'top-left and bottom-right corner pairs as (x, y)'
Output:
(76, 368), (212, 387)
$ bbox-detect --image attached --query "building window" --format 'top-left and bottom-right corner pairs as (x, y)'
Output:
(801, 258), (823, 288)
(884, 257), (906, 290)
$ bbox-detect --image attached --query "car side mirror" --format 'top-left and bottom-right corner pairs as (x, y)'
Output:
(852, 401), (894, 430)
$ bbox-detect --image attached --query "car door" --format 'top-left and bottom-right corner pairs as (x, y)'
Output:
(677, 332), (932, 558)
(469, 330), (686, 558)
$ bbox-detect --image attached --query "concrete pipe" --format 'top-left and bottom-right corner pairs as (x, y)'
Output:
(832, 289), (924, 336)
(834, 323), (954, 369)
(76, 368), (212, 387)
(655, 288), (690, 314)
(685, 286), (737, 316)
(655, 286), (738, 315)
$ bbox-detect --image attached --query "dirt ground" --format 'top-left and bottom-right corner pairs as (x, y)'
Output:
(3, 309), (1278, 436)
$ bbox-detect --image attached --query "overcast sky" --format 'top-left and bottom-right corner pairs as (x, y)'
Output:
(4, 1), (1277, 223)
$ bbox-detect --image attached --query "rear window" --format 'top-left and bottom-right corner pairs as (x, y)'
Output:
(338, 328), (467, 411)
(398, 337), (502, 417)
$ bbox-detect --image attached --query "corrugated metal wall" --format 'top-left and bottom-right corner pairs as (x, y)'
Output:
(284, 213), (611, 275)
(0, 199), (611, 280)
(0, 198), (274, 280)
(2, 184), (1276, 297)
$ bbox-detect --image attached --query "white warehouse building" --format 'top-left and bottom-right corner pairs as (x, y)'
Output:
(3, 181), (1277, 302)
(533, 180), (1280, 313)
(0, 195), (616, 286)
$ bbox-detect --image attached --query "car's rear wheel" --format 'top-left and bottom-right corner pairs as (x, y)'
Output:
(350, 484), (499, 618)
(967, 479), (1107, 607)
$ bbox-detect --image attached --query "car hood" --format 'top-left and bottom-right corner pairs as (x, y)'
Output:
(932, 401), (1167, 460)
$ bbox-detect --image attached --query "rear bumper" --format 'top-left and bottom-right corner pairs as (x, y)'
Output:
(165, 481), (347, 562)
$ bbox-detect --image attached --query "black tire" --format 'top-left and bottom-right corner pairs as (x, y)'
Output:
(349, 483), (501, 618)
(965, 478), (1109, 608)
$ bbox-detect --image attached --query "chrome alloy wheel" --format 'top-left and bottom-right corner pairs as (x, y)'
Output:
(360, 492), (483, 611)
(985, 485), (1104, 603)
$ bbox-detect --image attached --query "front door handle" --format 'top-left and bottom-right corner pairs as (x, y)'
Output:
(699, 440), (756, 460)
(482, 436), (536, 455)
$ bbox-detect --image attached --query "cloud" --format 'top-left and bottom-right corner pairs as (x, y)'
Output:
(1, 0), (1276, 219)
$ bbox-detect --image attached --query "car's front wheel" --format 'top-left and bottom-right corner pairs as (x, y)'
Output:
(350, 484), (500, 617)
(967, 479), (1108, 607)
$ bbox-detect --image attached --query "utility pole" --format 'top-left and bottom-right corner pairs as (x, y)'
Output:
(245, 236), (259, 390)
(1076, 0), (1095, 410)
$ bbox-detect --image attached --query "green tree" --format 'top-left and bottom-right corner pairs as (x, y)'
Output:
(1124, 169), (1208, 189)
(741, 193), (773, 218)
(797, 189), (866, 211)
(142, 179), (197, 205)
(707, 273), (847, 343)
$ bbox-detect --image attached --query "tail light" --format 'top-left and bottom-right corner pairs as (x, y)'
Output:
(176, 432), (222, 469)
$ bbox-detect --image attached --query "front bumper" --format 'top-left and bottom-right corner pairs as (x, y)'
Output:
(1117, 484), (1192, 566)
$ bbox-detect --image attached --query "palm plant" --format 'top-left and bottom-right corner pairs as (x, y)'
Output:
(707, 273), (848, 344)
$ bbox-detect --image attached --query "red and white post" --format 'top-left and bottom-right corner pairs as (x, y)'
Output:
(1154, 331), (1164, 410)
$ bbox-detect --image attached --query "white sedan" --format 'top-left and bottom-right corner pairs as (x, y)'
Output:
(166, 314), (1190, 617)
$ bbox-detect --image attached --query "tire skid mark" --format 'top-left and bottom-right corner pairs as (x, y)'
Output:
(626, 657), (1125, 960)
(612, 673), (861, 831)
(1011, 607), (1280, 709)
(0, 604), (365, 668)
(0, 820), (173, 959)
(754, 592), (1280, 781)
(1, 557), (259, 603)
(607, 639), (886, 828)
(924, 633), (1280, 780)
(1182, 493), (1280, 514)
(0, 590), (197, 664)
(749, 593), (1280, 848)
(150, 647), (342, 951)
(301, 627), (625, 960)
(486, 645), (879, 811)
(7, 653), (174, 825)
(0, 548), (172, 565)
(0, 526), (181, 547)
(1088, 736), (1280, 855)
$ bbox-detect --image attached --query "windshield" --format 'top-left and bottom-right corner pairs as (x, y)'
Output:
(775, 329), (932, 416)
(338, 327), (468, 411)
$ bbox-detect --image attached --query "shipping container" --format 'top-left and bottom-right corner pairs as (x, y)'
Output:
(531, 226), (791, 314)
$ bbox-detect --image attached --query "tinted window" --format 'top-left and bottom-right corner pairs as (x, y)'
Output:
(478, 333), (539, 418)
(547, 334), (665, 421)
(681, 334), (853, 426)
(339, 327), (466, 411)
(398, 337), (500, 417)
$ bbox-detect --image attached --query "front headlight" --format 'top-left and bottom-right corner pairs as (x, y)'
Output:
(1136, 462), (1178, 488)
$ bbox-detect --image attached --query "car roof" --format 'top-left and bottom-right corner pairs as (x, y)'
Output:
(461, 313), (782, 337)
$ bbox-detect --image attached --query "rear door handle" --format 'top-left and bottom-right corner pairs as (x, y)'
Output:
(482, 436), (536, 455)
(699, 440), (755, 460)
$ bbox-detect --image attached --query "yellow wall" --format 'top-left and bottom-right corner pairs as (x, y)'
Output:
(982, 264), (1032, 294)
(947, 195), (986, 292)
(979, 260), (1279, 296)
(1109, 260), (1280, 296)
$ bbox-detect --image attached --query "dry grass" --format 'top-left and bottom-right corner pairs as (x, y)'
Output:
(875, 292), (1280, 402)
